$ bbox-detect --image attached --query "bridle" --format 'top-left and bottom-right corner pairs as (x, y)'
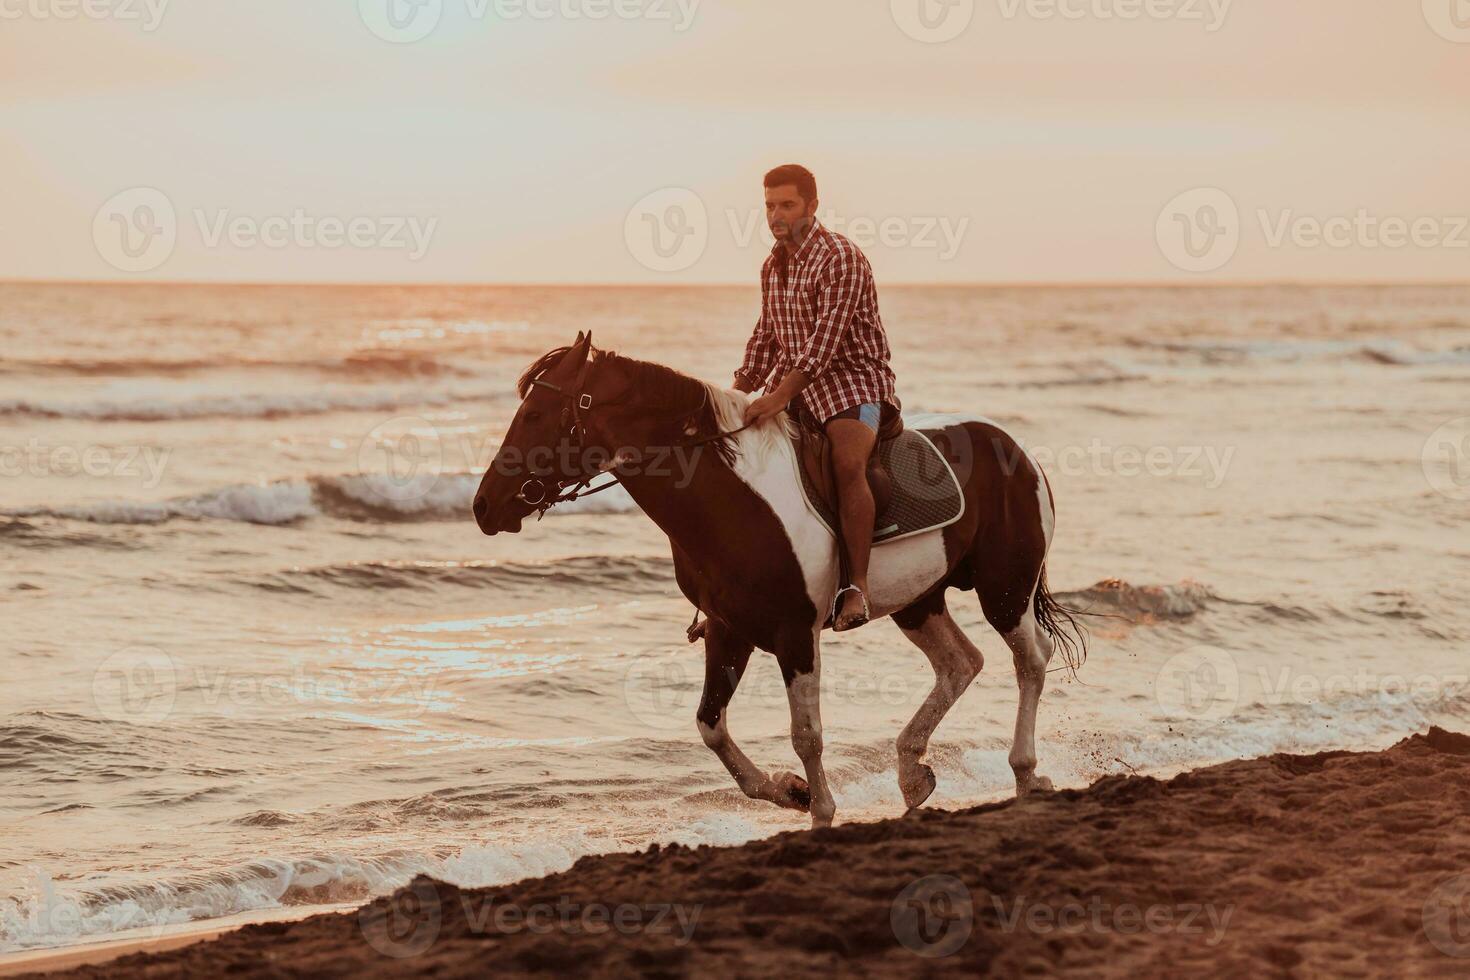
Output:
(510, 355), (757, 519)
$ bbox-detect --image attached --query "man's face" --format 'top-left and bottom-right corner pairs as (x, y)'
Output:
(765, 184), (818, 244)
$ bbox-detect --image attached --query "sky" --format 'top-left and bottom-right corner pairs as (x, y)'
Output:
(1, 0), (1468, 284)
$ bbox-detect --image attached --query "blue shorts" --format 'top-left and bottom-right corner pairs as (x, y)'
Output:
(827, 402), (882, 432)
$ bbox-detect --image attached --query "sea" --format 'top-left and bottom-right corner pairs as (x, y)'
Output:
(2, 281), (1468, 953)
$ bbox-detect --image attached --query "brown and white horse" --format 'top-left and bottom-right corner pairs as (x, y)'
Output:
(473, 333), (1084, 828)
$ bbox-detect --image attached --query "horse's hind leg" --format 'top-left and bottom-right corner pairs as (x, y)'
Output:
(696, 620), (809, 813)
(892, 590), (983, 809)
(996, 598), (1055, 796)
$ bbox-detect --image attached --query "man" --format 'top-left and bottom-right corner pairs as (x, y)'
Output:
(735, 164), (900, 632)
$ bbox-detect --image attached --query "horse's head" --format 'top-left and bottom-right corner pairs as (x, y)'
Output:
(475, 332), (738, 535)
(474, 331), (606, 535)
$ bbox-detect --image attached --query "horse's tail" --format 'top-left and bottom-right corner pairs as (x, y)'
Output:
(1034, 563), (1088, 677)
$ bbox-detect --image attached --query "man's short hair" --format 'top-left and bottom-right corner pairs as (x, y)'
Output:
(763, 164), (818, 203)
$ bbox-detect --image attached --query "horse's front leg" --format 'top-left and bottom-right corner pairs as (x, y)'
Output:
(779, 623), (836, 829)
(696, 620), (809, 813)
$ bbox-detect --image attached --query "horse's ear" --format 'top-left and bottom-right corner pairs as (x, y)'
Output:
(563, 330), (592, 374)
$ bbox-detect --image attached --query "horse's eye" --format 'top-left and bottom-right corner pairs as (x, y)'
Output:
(524, 411), (543, 423)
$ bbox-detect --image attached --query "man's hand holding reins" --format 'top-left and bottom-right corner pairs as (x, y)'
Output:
(741, 370), (809, 427)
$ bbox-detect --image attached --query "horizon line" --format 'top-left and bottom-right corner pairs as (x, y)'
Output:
(3, 278), (1469, 289)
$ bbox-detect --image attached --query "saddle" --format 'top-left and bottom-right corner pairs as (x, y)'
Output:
(795, 403), (905, 524)
(793, 407), (966, 546)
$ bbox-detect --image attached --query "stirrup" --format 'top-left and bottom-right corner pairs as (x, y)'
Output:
(831, 585), (870, 632)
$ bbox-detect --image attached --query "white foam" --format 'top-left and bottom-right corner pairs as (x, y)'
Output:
(0, 383), (499, 422)
(3, 475), (641, 527)
(4, 482), (319, 527)
(0, 816), (766, 953)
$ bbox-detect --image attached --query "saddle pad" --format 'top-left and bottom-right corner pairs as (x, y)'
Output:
(798, 428), (966, 545)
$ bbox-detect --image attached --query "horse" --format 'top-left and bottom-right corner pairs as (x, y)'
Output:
(472, 332), (1085, 829)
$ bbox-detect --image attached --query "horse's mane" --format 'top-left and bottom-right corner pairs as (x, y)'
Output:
(518, 346), (795, 469)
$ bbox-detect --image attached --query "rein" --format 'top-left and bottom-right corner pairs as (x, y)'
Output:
(513, 363), (756, 518)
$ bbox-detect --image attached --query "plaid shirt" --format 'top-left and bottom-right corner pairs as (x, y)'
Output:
(735, 221), (899, 422)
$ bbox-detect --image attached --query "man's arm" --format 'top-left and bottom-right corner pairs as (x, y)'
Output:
(733, 315), (777, 393)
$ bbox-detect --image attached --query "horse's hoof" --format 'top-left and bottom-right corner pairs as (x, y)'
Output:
(901, 764), (937, 810)
(1017, 774), (1054, 797)
(772, 772), (811, 812)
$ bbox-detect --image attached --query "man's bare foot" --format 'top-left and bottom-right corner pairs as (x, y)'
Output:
(833, 586), (870, 632)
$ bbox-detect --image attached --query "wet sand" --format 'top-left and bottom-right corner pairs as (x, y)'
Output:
(20, 728), (1470, 978)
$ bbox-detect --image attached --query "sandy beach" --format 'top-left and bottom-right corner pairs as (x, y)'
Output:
(14, 728), (1466, 978)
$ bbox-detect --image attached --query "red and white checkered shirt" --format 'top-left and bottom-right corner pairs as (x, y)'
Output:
(735, 221), (899, 423)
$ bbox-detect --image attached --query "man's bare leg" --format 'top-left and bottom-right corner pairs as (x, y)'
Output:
(827, 417), (878, 631)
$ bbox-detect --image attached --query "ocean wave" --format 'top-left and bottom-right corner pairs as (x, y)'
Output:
(1128, 336), (1470, 367)
(1087, 681), (1470, 784)
(2, 475), (639, 528)
(0, 518), (143, 551)
(246, 554), (675, 598)
(0, 823), (760, 953)
(0, 350), (475, 380)
(0, 383), (501, 422)
(1058, 579), (1217, 622)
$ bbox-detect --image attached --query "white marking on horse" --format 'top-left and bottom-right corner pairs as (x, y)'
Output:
(705, 394), (996, 624)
